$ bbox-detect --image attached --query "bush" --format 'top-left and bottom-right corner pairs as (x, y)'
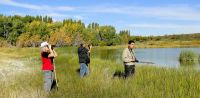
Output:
(179, 50), (196, 63)
(0, 38), (9, 47)
(99, 41), (107, 46)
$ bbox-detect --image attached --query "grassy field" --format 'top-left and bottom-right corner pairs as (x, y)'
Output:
(0, 47), (200, 98)
(137, 40), (200, 48)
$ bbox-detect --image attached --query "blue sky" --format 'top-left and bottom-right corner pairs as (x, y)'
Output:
(1, 0), (200, 36)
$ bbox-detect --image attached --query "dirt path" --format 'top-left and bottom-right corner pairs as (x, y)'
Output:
(0, 57), (32, 81)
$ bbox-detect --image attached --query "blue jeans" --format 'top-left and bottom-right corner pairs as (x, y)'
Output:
(43, 70), (53, 92)
(80, 63), (89, 77)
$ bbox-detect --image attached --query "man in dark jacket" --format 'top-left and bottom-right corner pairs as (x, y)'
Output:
(78, 43), (90, 78)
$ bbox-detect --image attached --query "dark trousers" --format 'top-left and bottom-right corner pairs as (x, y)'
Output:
(124, 65), (135, 78)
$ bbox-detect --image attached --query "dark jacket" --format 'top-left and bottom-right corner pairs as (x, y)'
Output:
(78, 46), (90, 64)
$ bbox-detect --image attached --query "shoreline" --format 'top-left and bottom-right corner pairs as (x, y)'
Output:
(0, 40), (200, 49)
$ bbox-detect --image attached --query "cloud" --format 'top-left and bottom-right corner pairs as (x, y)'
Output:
(0, 0), (76, 11)
(1, 0), (200, 21)
(0, 0), (83, 20)
(0, 0), (41, 10)
(124, 23), (200, 36)
(81, 5), (200, 21)
(135, 6), (200, 21)
(46, 13), (70, 17)
(73, 15), (84, 20)
(127, 23), (200, 35)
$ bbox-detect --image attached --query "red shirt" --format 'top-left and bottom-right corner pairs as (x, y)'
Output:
(41, 52), (54, 70)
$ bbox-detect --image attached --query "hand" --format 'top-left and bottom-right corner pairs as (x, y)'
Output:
(48, 45), (51, 50)
(131, 59), (135, 62)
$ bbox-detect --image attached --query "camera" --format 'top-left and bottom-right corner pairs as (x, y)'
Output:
(46, 45), (55, 50)
(51, 45), (55, 50)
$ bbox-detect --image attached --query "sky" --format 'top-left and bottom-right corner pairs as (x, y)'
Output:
(1, 0), (200, 36)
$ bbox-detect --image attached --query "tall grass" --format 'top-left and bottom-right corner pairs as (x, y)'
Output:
(0, 47), (200, 98)
(179, 50), (196, 63)
(198, 54), (200, 63)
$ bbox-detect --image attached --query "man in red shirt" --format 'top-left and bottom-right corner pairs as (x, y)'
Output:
(40, 42), (57, 92)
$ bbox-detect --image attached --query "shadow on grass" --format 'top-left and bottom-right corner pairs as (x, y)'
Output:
(51, 80), (58, 91)
(112, 70), (125, 79)
(76, 68), (80, 73)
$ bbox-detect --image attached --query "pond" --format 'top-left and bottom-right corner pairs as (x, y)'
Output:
(92, 48), (200, 68)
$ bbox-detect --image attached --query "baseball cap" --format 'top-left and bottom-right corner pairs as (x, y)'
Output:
(40, 42), (49, 47)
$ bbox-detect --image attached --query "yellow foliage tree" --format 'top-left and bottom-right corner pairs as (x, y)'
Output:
(16, 33), (30, 47)
(29, 35), (41, 47)
(49, 29), (72, 46)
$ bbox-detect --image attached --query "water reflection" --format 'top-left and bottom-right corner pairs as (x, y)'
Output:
(92, 48), (123, 63)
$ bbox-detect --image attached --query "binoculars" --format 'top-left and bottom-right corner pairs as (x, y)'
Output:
(47, 45), (56, 50)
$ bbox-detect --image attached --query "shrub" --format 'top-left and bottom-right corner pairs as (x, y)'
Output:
(179, 50), (196, 63)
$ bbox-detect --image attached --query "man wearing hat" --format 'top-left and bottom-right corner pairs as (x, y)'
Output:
(40, 42), (57, 92)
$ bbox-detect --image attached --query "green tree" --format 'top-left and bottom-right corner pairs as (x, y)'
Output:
(119, 30), (130, 44)
(99, 25), (116, 46)
(23, 15), (35, 23)
(86, 22), (100, 45)
(7, 18), (25, 45)
(25, 21), (48, 40)
(62, 19), (85, 46)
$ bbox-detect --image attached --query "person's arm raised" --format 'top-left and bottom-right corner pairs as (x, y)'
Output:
(48, 45), (55, 57)
(53, 49), (58, 57)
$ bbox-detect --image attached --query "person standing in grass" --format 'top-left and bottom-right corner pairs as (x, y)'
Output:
(78, 43), (90, 78)
(122, 40), (139, 78)
(40, 42), (57, 92)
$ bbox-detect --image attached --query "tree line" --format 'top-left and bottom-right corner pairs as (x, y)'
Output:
(131, 33), (200, 42)
(1, 14), (199, 47)
(0, 14), (132, 47)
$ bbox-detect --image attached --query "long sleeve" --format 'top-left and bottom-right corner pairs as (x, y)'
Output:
(122, 48), (133, 63)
